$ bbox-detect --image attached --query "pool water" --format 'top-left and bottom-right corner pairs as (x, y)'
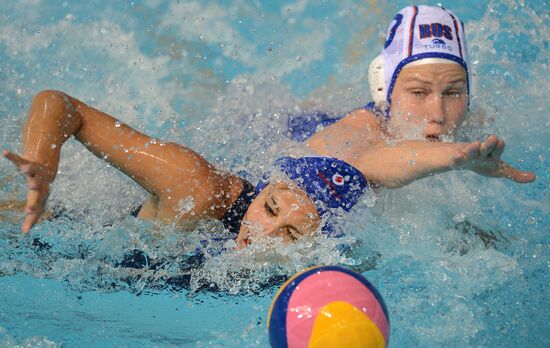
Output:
(1, 0), (549, 347)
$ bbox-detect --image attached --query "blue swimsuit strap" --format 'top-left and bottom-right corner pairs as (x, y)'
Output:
(220, 178), (256, 237)
(363, 101), (389, 120)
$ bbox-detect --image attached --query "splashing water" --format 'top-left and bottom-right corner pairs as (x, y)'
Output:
(0, 1), (549, 347)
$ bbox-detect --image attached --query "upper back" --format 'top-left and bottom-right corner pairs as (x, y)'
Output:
(305, 107), (386, 165)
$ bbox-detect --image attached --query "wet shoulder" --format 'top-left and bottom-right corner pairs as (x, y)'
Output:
(339, 107), (384, 133)
(341, 108), (381, 128)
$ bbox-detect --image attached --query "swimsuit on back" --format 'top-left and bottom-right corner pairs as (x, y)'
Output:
(286, 102), (386, 142)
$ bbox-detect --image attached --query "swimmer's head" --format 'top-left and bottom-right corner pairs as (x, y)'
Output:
(236, 181), (321, 248)
(387, 61), (468, 141)
(236, 157), (369, 248)
(369, 5), (470, 140)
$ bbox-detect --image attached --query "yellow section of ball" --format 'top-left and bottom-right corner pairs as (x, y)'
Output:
(308, 301), (386, 348)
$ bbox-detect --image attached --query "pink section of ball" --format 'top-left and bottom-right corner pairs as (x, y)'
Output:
(285, 271), (388, 348)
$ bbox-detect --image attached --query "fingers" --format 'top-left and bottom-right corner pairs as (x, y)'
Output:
(27, 175), (42, 190)
(478, 137), (533, 183)
(452, 141), (480, 167)
(499, 162), (536, 183)
(492, 139), (505, 159)
(464, 135), (505, 163)
(2, 150), (29, 169)
(22, 211), (42, 233)
(26, 186), (42, 211)
(460, 141), (481, 160)
(480, 135), (498, 157)
(22, 187), (48, 233)
(4, 151), (47, 183)
(3, 150), (50, 233)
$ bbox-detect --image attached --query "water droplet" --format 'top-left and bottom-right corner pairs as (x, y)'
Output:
(114, 121), (121, 128)
(177, 196), (195, 214)
(453, 213), (466, 223)
(50, 144), (57, 149)
(295, 56), (303, 62)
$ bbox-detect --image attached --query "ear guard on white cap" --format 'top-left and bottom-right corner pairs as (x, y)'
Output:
(368, 54), (386, 107)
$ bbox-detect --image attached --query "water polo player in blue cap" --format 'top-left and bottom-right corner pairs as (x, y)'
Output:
(3, 5), (535, 248)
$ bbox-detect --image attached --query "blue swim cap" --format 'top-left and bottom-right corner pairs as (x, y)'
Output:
(256, 156), (370, 236)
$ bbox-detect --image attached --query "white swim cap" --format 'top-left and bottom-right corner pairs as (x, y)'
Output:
(369, 5), (470, 106)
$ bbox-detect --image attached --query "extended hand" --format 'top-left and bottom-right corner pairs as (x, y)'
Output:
(452, 135), (536, 183)
(2, 150), (53, 233)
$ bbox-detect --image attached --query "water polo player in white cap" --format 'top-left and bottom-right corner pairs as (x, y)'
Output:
(3, 5), (535, 247)
(298, 5), (534, 188)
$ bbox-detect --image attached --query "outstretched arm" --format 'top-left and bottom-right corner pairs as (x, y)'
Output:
(3, 90), (242, 232)
(356, 135), (536, 188)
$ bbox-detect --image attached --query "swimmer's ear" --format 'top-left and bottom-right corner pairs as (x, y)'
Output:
(368, 55), (386, 107)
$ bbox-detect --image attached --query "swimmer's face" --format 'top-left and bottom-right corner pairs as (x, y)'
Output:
(236, 181), (321, 248)
(388, 63), (468, 141)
